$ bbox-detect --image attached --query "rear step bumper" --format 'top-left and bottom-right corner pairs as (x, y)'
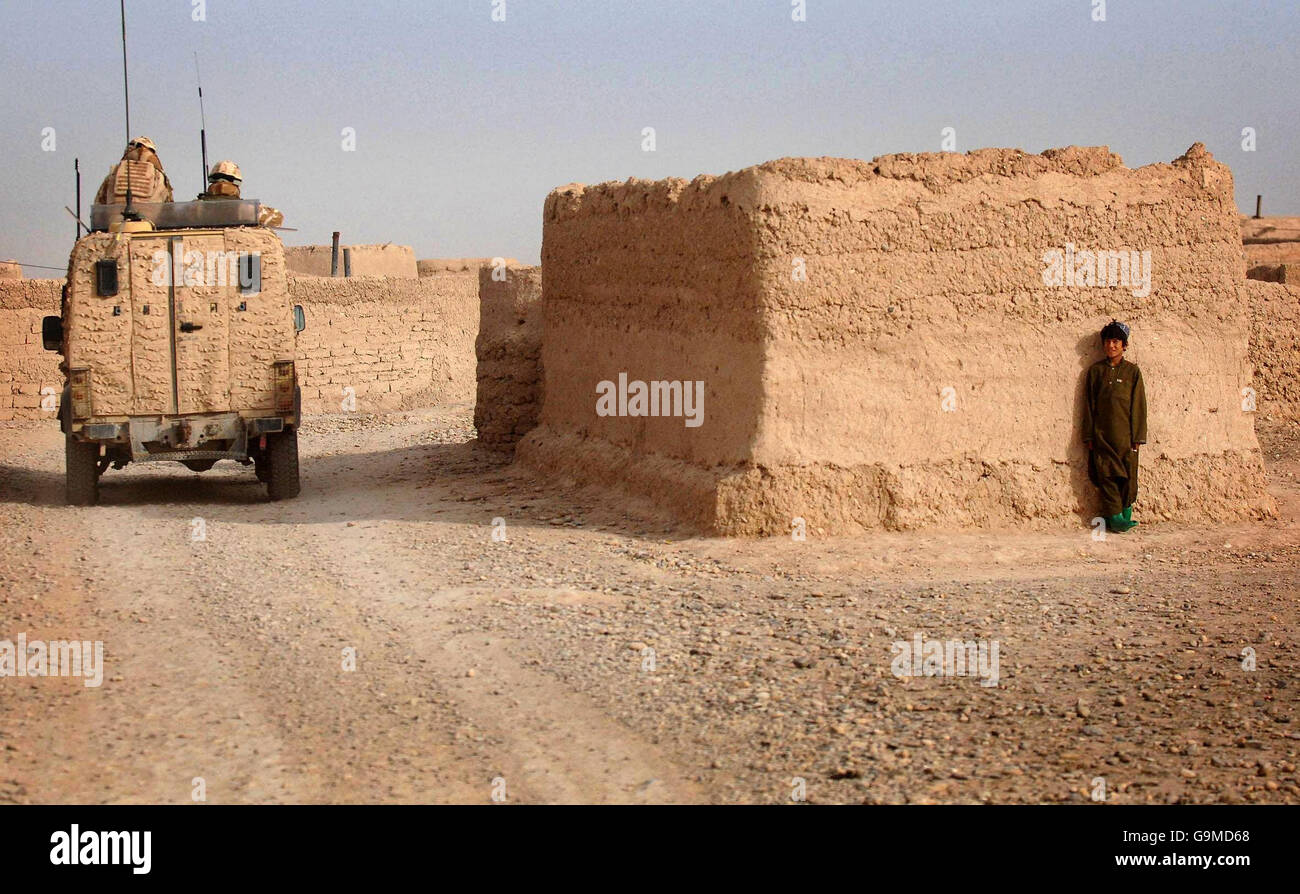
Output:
(73, 412), (290, 462)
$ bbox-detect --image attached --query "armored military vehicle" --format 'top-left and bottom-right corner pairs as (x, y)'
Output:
(43, 200), (306, 505)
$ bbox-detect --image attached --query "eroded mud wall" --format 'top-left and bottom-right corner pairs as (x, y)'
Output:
(522, 145), (1275, 533)
(517, 172), (773, 526)
(475, 264), (543, 450)
(1246, 280), (1300, 421)
(420, 258), (518, 277)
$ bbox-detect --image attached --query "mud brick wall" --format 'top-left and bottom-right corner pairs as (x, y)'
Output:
(475, 264), (542, 450)
(1, 270), (480, 420)
(1246, 280), (1300, 421)
(286, 244), (417, 278)
(520, 171), (770, 511)
(291, 270), (478, 414)
(419, 258), (518, 277)
(520, 144), (1275, 534)
(0, 279), (63, 421)
(1243, 216), (1300, 270)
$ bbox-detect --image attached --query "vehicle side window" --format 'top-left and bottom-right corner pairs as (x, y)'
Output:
(95, 259), (119, 297)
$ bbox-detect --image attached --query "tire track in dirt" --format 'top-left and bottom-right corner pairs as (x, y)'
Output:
(6, 411), (1299, 804)
(3, 414), (705, 804)
(407, 586), (704, 804)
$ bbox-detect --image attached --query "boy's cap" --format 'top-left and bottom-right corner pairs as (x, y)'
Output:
(1101, 320), (1131, 344)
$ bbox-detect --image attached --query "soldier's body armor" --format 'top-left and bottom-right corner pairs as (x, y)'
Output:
(198, 180), (241, 200)
(95, 159), (173, 205)
(198, 179), (283, 228)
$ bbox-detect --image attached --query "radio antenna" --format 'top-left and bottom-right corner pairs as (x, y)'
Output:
(195, 53), (209, 186)
(74, 159), (83, 239)
(120, 0), (131, 144)
(119, 0), (137, 217)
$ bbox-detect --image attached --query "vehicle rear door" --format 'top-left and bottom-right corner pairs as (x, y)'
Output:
(171, 233), (233, 414)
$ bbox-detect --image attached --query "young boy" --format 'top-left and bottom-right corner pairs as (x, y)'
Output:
(1082, 320), (1147, 533)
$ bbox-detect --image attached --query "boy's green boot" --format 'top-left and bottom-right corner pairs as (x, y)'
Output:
(1122, 505), (1136, 527)
(1106, 513), (1135, 533)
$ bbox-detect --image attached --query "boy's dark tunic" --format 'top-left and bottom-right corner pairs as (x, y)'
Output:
(1082, 358), (1148, 517)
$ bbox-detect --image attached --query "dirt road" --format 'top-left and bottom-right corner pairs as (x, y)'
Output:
(2, 407), (1298, 804)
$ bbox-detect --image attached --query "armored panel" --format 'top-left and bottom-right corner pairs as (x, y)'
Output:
(66, 235), (135, 416)
(111, 160), (160, 201)
(91, 200), (262, 232)
(63, 226), (291, 422)
(224, 227), (293, 412)
(127, 236), (175, 414)
(172, 235), (233, 415)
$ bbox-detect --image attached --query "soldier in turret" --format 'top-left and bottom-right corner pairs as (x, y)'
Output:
(94, 136), (173, 205)
(197, 159), (242, 200)
(197, 160), (283, 228)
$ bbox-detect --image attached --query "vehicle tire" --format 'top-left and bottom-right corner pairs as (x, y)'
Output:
(265, 429), (300, 501)
(66, 435), (100, 506)
(182, 459), (217, 473)
(254, 454), (270, 483)
(59, 387), (71, 435)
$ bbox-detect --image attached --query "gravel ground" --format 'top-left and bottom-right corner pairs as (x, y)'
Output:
(0, 408), (1296, 804)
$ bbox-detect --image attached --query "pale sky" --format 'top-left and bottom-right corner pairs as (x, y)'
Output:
(2, 0), (1296, 272)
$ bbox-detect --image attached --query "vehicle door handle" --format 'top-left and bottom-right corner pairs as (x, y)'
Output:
(180, 322), (203, 333)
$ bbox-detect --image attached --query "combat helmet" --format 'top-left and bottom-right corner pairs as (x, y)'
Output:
(209, 160), (242, 184)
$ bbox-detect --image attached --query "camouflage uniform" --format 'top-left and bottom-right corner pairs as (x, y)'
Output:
(198, 161), (283, 228)
(94, 139), (173, 205)
(197, 179), (241, 201)
(257, 204), (284, 229)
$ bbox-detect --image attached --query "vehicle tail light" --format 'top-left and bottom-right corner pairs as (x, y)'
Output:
(69, 368), (93, 420)
(273, 360), (295, 414)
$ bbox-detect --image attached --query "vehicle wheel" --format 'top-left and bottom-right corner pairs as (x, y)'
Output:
(182, 459), (217, 473)
(265, 429), (300, 501)
(59, 387), (71, 435)
(66, 435), (100, 506)
(254, 454), (270, 483)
